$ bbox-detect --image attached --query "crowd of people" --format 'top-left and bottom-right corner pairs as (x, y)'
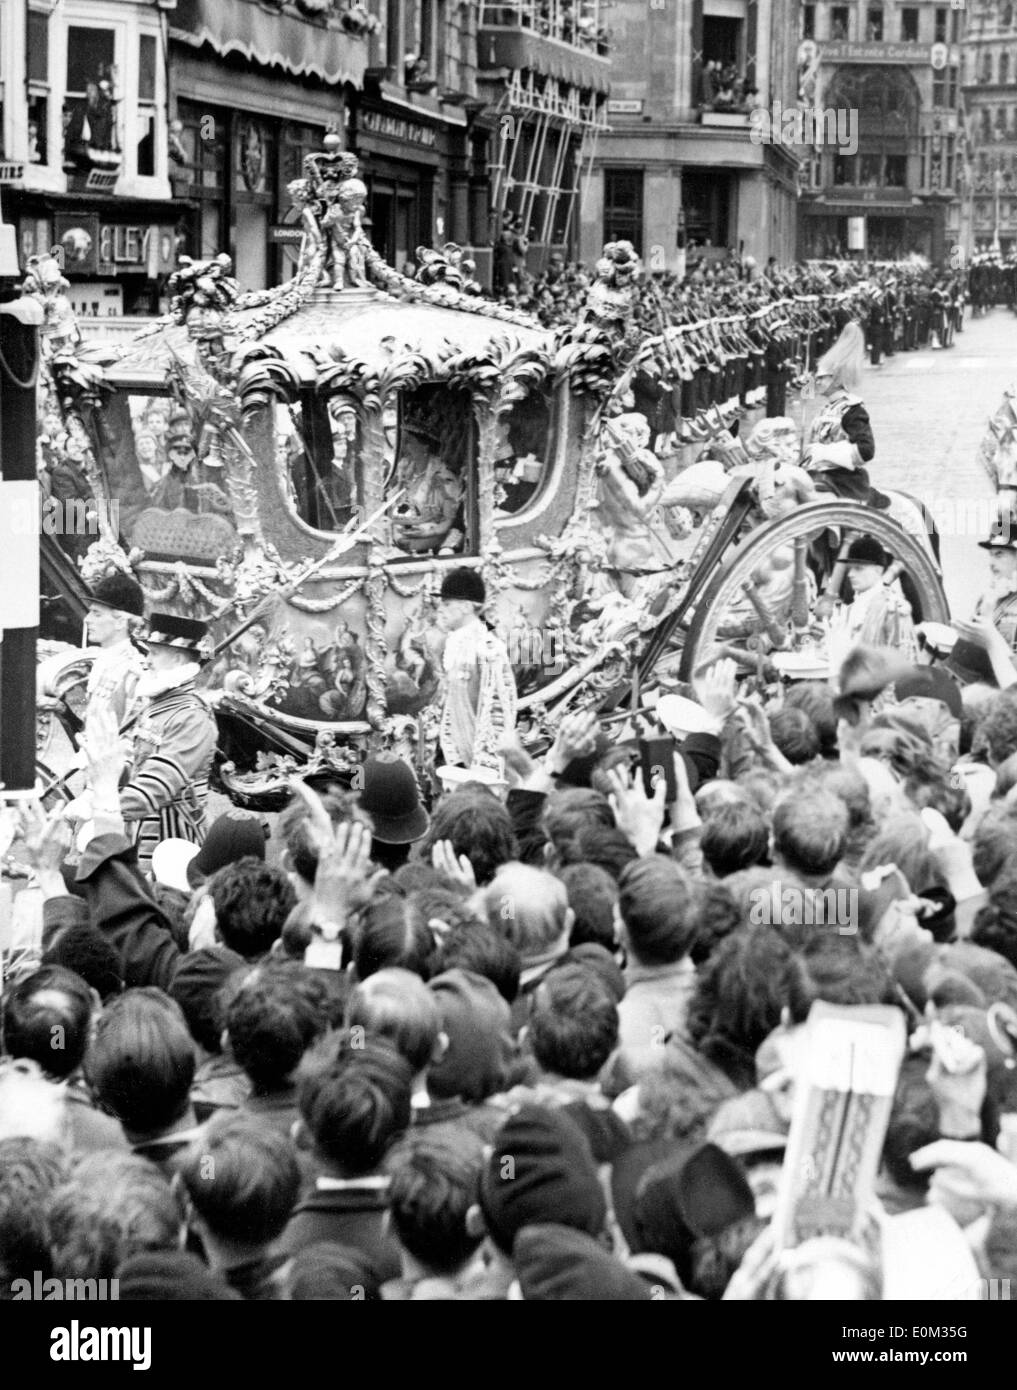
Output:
(6, 531), (1017, 1300)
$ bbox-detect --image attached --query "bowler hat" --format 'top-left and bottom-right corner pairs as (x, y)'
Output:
(89, 571), (146, 619)
(845, 535), (889, 568)
(357, 755), (430, 844)
(440, 567), (486, 605)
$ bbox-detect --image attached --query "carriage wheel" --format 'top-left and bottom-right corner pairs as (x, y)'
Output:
(676, 500), (949, 681)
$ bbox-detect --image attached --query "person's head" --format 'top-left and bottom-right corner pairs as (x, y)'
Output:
(85, 990), (195, 1139)
(434, 919), (521, 1004)
(527, 963), (619, 1080)
(559, 862), (619, 952)
(2, 965), (94, 1080)
(281, 1242), (381, 1301)
(771, 788), (848, 881)
(386, 1133), (486, 1277)
(205, 858), (295, 960)
(980, 690), (1017, 769)
(816, 320), (866, 395)
(140, 614), (208, 675)
(427, 969), (515, 1102)
(84, 572), (145, 648)
(345, 968), (444, 1077)
(973, 810), (1017, 889)
(769, 707), (821, 765)
(479, 1105), (607, 1258)
(881, 1055), (941, 1197)
(277, 787), (371, 892)
(178, 1113), (300, 1251)
(689, 880), (742, 966)
(480, 863), (573, 972)
(542, 788), (615, 861)
(783, 682), (838, 757)
(438, 567), (485, 630)
(355, 756), (430, 870)
(226, 960), (332, 1094)
(296, 1030), (413, 1175)
(43, 925), (122, 1003)
(420, 789), (518, 887)
(845, 536), (889, 594)
(557, 823), (639, 881)
(0, 1137), (68, 1294)
(972, 868), (1017, 970)
(700, 802), (770, 878)
(351, 894), (439, 982)
(686, 929), (812, 1088)
(48, 1152), (183, 1281)
(616, 857), (698, 967)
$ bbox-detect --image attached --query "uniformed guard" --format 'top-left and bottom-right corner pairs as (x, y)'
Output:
(83, 571), (147, 728)
(120, 612), (218, 870)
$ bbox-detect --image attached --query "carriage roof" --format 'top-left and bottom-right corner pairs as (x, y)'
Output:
(93, 290), (553, 391)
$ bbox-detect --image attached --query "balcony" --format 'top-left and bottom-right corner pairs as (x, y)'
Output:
(479, 0), (610, 94)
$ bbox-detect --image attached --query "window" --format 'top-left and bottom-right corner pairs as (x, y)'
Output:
(136, 34), (157, 177)
(28, 10), (49, 83)
(492, 388), (552, 517)
(934, 8), (948, 44)
(801, 4), (815, 40)
(900, 7), (918, 42)
(1002, 52), (1010, 85)
(866, 7), (883, 41)
(933, 67), (957, 108)
(830, 7), (849, 40)
(983, 52), (994, 83)
(833, 153), (858, 185)
(603, 168), (643, 251)
(884, 154), (907, 186)
(64, 27), (119, 170)
(386, 385), (473, 554)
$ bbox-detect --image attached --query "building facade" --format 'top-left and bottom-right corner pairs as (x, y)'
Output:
(584, 0), (800, 273)
(958, 0), (1017, 256)
(796, 0), (964, 262)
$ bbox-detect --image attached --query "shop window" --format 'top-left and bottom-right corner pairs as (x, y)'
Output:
(492, 388), (552, 517)
(830, 7), (849, 41)
(64, 27), (119, 170)
(900, 7), (918, 42)
(603, 167), (643, 252)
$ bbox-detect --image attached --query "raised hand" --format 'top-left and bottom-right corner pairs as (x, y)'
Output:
(431, 838), (477, 889)
(546, 708), (601, 776)
(606, 762), (666, 857)
(693, 657), (737, 726)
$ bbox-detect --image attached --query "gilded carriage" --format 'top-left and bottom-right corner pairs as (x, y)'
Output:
(34, 141), (949, 803)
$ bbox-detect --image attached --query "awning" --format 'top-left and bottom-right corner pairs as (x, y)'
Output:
(171, 0), (368, 87)
(479, 28), (611, 94)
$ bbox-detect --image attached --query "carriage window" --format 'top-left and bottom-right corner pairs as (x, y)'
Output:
(276, 393), (362, 532)
(492, 387), (552, 517)
(94, 394), (241, 563)
(387, 385), (474, 556)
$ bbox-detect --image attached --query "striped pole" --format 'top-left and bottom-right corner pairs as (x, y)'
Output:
(0, 279), (43, 795)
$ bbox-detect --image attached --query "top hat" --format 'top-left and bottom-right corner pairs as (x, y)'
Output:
(440, 567), (486, 605)
(89, 571), (146, 619)
(845, 535), (889, 568)
(142, 613), (211, 659)
(357, 755), (430, 844)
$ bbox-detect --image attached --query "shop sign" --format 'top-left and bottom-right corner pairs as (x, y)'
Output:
(608, 100), (643, 114)
(360, 109), (437, 148)
(822, 41), (931, 64)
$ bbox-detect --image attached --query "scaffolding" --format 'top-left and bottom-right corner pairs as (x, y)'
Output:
(488, 69), (607, 257)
